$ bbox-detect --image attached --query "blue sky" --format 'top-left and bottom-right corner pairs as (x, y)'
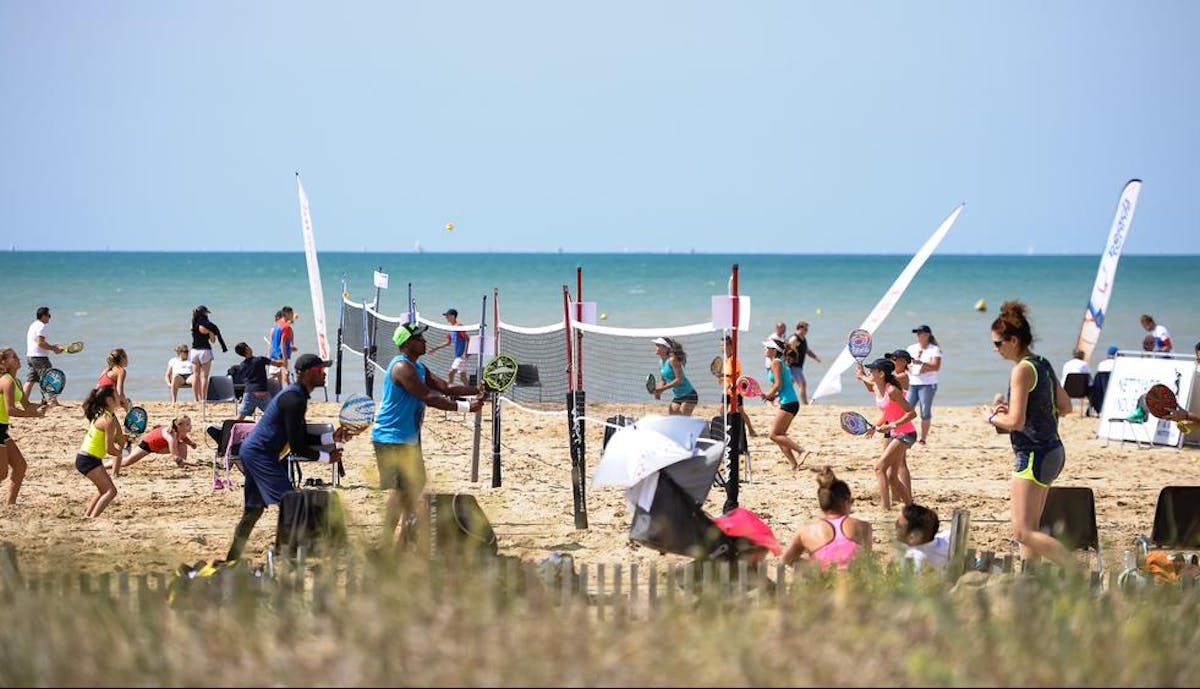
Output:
(2, 2), (1197, 254)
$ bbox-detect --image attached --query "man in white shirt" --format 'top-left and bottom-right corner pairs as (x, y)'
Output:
(23, 306), (63, 404)
(1061, 350), (1090, 380)
(896, 503), (950, 572)
(1140, 314), (1173, 353)
(1096, 345), (1118, 373)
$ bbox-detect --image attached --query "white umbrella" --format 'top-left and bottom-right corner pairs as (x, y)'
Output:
(593, 415), (721, 488)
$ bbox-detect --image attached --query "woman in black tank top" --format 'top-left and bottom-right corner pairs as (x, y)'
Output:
(983, 300), (1075, 570)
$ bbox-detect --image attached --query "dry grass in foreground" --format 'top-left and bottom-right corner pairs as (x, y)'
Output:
(1, 550), (1198, 687)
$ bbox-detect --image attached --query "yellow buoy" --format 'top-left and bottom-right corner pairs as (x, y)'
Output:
(815, 307), (823, 315)
(599, 312), (608, 320)
(974, 299), (987, 312)
(446, 222), (455, 231)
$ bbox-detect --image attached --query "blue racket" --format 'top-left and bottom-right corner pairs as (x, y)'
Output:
(338, 393), (376, 435)
(124, 406), (149, 435)
(40, 368), (66, 397)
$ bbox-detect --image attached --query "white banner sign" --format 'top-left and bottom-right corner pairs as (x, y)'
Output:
(1097, 353), (1197, 447)
(710, 296), (751, 331)
(374, 270), (390, 289)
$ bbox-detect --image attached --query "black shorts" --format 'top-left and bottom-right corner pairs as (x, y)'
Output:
(779, 401), (800, 415)
(672, 391), (699, 405)
(137, 440), (153, 453)
(75, 452), (103, 476)
(0, 423), (8, 445)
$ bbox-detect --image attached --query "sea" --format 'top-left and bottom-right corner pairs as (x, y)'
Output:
(1, 251), (1196, 406)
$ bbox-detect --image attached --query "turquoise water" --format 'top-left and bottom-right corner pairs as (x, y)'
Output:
(1, 252), (1196, 405)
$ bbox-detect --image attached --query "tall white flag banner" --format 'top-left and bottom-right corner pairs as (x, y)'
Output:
(1074, 179), (1142, 364)
(296, 174), (330, 360)
(812, 204), (965, 401)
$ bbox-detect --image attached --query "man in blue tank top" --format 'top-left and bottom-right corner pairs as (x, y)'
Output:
(373, 321), (486, 551)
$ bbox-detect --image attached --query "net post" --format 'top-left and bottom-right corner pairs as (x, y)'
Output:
(723, 263), (741, 513)
(361, 298), (373, 399)
(334, 275), (346, 399)
(564, 285), (587, 529)
(491, 288), (502, 488)
(471, 295), (488, 483)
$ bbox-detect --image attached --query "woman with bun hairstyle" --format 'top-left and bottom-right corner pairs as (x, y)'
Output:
(95, 348), (129, 409)
(783, 466), (872, 570)
(984, 300), (1073, 568)
(107, 415), (199, 474)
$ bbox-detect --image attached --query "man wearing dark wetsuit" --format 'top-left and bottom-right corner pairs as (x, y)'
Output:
(224, 353), (346, 561)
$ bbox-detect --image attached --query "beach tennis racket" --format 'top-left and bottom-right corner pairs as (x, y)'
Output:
(1143, 384), (1196, 433)
(709, 356), (722, 378)
(736, 375), (763, 398)
(847, 329), (872, 363)
(645, 374), (657, 395)
(63, 341), (84, 354)
(839, 411), (876, 436)
(482, 354), (519, 393)
(124, 406), (149, 435)
(1144, 384), (1180, 419)
(338, 393), (376, 436)
(40, 368), (66, 397)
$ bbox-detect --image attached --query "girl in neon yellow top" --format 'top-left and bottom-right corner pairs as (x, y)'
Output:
(0, 347), (46, 505)
(77, 385), (123, 518)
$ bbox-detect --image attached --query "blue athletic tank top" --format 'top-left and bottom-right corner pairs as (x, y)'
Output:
(660, 358), (695, 397)
(767, 357), (799, 405)
(372, 354), (428, 445)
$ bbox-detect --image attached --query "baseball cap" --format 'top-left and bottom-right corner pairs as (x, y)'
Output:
(651, 337), (671, 348)
(762, 338), (784, 352)
(294, 353), (331, 373)
(197, 305), (212, 314)
(912, 325), (932, 334)
(885, 349), (913, 361)
(443, 308), (458, 317)
(863, 358), (895, 373)
(393, 322), (430, 347)
(1106, 345), (1119, 356)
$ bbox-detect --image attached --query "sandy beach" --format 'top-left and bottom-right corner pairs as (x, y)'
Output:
(1, 398), (1195, 576)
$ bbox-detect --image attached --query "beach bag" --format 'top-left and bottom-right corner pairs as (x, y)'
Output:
(426, 492), (498, 563)
(275, 489), (347, 559)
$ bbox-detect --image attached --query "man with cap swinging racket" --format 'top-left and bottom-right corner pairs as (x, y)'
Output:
(374, 322), (486, 552)
(223, 353), (346, 562)
(429, 308), (471, 386)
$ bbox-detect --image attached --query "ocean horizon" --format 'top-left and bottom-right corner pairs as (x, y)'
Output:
(2, 251), (1195, 406)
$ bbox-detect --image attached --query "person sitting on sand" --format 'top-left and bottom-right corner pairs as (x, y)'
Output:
(896, 503), (950, 572)
(783, 466), (872, 570)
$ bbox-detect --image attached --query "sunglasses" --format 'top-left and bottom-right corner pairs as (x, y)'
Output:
(993, 339), (1005, 348)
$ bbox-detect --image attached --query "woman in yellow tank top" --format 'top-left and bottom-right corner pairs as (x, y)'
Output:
(0, 348), (46, 505)
(77, 385), (123, 518)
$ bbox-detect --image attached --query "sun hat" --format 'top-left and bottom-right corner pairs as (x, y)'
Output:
(762, 338), (784, 352)
(651, 337), (671, 348)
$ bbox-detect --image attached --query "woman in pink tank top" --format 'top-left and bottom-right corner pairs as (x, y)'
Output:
(855, 358), (918, 510)
(783, 466), (872, 570)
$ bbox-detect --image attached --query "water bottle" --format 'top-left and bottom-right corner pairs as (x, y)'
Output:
(1121, 549), (1137, 573)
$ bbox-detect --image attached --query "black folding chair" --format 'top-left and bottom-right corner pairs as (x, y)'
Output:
(1039, 486), (1103, 573)
(1144, 486), (1200, 551)
(1063, 372), (1091, 417)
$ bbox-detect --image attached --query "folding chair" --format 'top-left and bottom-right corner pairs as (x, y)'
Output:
(514, 364), (543, 402)
(286, 422), (340, 489)
(1039, 486), (1103, 576)
(1063, 372), (1091, 417)
(1104, 395), (1152, 449)
(212, 420), (255, 490)
(203, 375), (238, 422)
(1138, 486), (1200, 552)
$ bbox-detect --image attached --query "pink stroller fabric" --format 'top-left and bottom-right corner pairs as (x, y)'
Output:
(713, 508), (782, 556)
